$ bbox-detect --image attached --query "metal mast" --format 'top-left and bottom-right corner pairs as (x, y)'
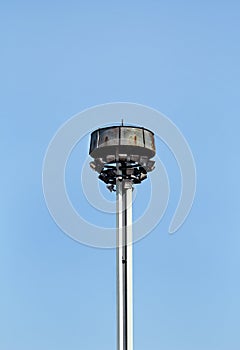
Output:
(116, 170), (133, 350)
(89, 124), (156, 350)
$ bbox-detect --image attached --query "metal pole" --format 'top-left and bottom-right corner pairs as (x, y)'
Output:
(116, 174), (133, 350)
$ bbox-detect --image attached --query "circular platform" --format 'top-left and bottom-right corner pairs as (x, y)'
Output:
(89, 125), (156, 161)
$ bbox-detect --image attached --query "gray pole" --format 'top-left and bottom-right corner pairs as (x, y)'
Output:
(116, 174), (133, 350)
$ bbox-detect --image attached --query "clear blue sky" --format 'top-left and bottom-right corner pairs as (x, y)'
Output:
(1, 1), (240, 349)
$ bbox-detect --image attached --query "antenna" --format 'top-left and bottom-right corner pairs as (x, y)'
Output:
(89, 125), (156, 350)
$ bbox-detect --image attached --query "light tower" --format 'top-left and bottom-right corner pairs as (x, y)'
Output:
(89, 123), (156, 350)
